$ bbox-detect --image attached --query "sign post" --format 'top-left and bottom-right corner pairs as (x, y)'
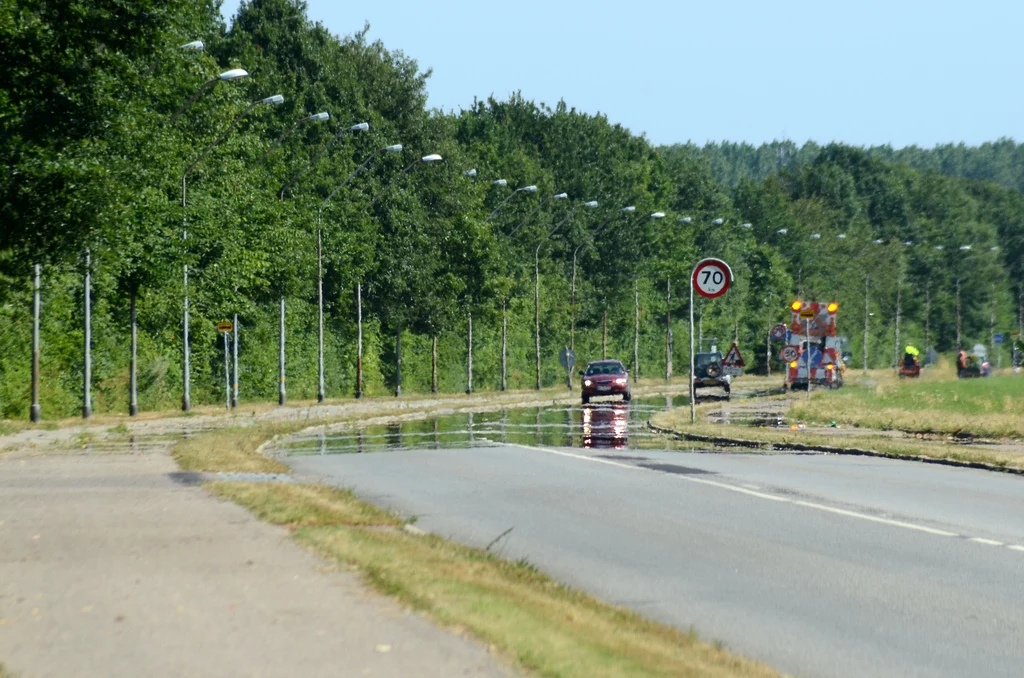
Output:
(995, 333), (1004, 370)
(217, 321), (233, 411)
(690, 258), (733, 423)
(799, 306), (814, 401)
(559, 347), (576, 391)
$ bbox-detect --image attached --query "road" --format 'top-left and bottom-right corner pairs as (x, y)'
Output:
(281, 403), (1024, 678)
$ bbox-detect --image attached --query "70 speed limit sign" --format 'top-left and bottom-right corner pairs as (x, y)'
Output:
(691, 258), (733, 299)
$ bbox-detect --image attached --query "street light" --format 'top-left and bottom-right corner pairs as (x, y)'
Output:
(314, 142), (402, 401)
(170, 68), (249, 124)
(632, 212), (666, 383)
(485, 184), (538, 222)
(532, 199), (599, 390)
(178, 90), (281, 412)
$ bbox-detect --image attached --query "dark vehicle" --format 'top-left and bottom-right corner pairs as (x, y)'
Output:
(693, 351), (731, 399)
(580, 360), (631, 404)
(581, 404), (629, 449)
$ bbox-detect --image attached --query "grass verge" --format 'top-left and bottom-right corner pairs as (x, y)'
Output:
(171, 424), (296, 474)
(787, 372), (1024, 439)
(649, 413), (1024, 471)
(208, 478), (778, 678)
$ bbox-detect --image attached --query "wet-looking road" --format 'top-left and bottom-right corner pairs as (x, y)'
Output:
(275, 398), (1024, 678)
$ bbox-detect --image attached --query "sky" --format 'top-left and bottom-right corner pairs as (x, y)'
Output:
(218, 0), (1023, 149)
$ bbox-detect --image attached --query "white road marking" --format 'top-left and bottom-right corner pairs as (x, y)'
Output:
(1007, 545), (1024, 552)
(503, 444), (974, 543)
(969, 537), (1005, 546)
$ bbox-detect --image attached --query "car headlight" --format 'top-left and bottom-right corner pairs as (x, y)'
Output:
(614, 378), (627, 385)
(584, 379), (592, 387)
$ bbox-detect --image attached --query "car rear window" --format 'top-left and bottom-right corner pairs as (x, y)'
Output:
(585, 363), (625, 376)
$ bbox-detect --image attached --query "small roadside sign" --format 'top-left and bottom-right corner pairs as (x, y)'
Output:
(559, 347), (576, 369)
(770, 323), (788, 341)
(994, 333), (1004, 345)
(217, 321), (233, 333)
(798, 308), (815, 319)
(781, 345), (799, 362)
(691, 258), (733, 299)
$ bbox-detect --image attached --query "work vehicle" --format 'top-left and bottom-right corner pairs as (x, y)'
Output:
(692, 351), (732, 399)
(899, 345), (921, 378)
(783, 301), (845, 390)
(580, 360), (631, 404)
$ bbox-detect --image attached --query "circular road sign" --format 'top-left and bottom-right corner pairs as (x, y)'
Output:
(781, 345), (799, 362)
(691, 258), (733, 299)
(770, 323), (788, 341)
(995, 333), (1004, 345)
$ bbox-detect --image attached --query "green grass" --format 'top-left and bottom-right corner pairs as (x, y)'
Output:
(789, 371), (1024, 438)
(209, 479), (779, 678)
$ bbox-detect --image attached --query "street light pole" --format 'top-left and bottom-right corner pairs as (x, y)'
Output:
(174, 70), (254, 412)
(83, 248), (92, 418)
(31, 264), (41, 422)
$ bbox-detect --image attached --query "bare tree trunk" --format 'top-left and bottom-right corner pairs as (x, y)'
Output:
(466, 312), (473, 395)
(501, 301), (507, 391)
(356, 284), (363, 398)
(395, 327), (402, 397)
(665, 278), (672, 382)
(431, 334), (438, 394)
(602, 308), (607, 359)
(130, 287), (138, 416)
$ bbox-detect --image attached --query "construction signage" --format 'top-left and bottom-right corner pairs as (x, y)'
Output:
(722, 342), (745, 376)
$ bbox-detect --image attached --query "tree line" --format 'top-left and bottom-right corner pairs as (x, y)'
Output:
(1, 0), (1022, 419)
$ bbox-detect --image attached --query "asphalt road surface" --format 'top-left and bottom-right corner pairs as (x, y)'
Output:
(281, 402), (1024, 678)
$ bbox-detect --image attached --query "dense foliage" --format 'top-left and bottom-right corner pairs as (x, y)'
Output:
(1, 0), (1022, 418)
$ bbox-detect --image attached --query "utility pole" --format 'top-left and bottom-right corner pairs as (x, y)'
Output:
(633, 280), (640, 384)
(863, 275), (869, 374)
(665, 278), (672, 382)
(466, 311), (473, 395)
(356, 284), (364, 398)
(31, 264), (41, 423)
(956, 277), (963, 348)
(894, 274), (902, 370)
(83, 249), (92, 419)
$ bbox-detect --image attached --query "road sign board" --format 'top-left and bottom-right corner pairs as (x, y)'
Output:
(781, 345), (799, 362)
(217, 321), (233, 333)
(691, 258), (733, 299)
(723, 342), (745, 367)
(559, 347), (576, 369)
(798, 308), (815, 319)
(723, 366), (743, 377)
(770, 323), (788, 341)
(995, 333), (1004, 345)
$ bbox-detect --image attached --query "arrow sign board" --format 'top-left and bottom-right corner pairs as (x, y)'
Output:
(798, 308), (815, 319)
(217, 321), (233, 333)
(691, 258), (733, 299)
(770, 323), (788, 341)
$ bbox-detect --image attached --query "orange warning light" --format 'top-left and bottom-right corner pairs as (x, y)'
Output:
(827, 302), (839, 313)
(789, 361), (798, 368)
(791, 301), (802, 312)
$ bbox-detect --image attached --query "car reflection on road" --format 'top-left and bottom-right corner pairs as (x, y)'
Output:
(581, 403), (630, 449)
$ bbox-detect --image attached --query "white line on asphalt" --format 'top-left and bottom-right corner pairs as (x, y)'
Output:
(969, 537), (1005, 546)
(505, 444), (960, 539)
(1008, 545), (1024, 552)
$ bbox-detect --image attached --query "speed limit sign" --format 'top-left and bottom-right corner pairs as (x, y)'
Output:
(691, 258), (733, 299)
(781, 345), (799, 362)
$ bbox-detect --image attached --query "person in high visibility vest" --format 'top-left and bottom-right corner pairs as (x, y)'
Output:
(903, 345), (919, 370)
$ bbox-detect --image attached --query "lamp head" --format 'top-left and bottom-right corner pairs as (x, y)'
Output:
(959, 245), (971, 251)
(463, 169), (478, 177)
(622, 206), (636, 213)
(740, 222), (752, 229)
(421, 154), (443, 162)
(811, 233), (821, 239)
(307, 112), (330, 121)
(711, 218), (724, 225)
(384, 144), (403, 152)
(262, 94), (285, 105)
(522, 185), (538, 193)
(777, 228), (788, 234)
(493, 179), (508, 187)
(553, 193), (568, 200)
(219, 68), (249, 81)
(583, 201), (598, 208)
(650, 212), (665, 219)
(934, 245), (943, 250)
(837, 233), (847, 239)
(351, 122), (370, 132)
(873, 239), (883, 244)
(680, 216), (693, 224)
(180, 40), (205, 51)
(902, 241), (913, 246)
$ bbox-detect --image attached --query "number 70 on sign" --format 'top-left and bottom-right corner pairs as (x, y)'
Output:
(691, 258), (733, 298)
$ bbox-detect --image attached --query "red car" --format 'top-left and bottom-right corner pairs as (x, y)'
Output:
(580, 360), (631, 404)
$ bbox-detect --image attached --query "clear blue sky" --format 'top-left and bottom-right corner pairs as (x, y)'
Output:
(219, 0), (1023, 149)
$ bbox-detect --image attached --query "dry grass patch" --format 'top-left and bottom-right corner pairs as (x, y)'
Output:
(172, 424), (294, 473)
(216, 480), (778, 678)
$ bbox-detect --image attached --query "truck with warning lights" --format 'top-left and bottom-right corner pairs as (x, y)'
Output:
(781, 301), (845, 390)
